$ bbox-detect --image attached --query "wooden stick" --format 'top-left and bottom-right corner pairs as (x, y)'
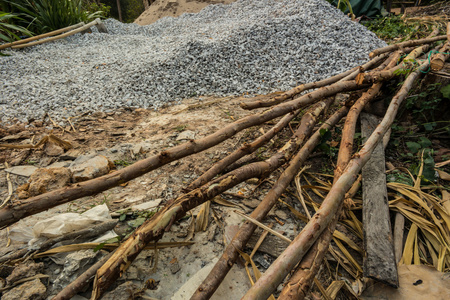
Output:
(11, 19), (101, 50)
(186, 110), (299, 191)
(430, 24), (450, 70)
(369, 35), (447, 58)
(239, 54), (386, 110)
(0, 22), (85, 50)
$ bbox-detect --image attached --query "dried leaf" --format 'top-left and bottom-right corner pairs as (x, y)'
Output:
(437, 169), (450, 181)
(400, 223), (418, 265)
(195, 201), (210, 232)
(233, 210), (291, 243)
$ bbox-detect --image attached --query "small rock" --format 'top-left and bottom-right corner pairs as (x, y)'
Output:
(7, 262), (44, 285)
(52, 250), (106, 292)
(69, 155), (114, 182)
(170, 258), (181, 274)
(91, 111), (107, 119)
(5, 165), (38, 177)
(47, 161), (71, 169)
(102, 281), (139, 300)
(2, 278), (46, 300)
(131, 199), (162, 211)
(18, 167), (71, 197)
(132, 144), (142, 155)
(242, 198), (260, 208)
(32, 120), (43, 127)
(44, 142), (64, 156)
(275, 210), (289, 220)
(176, 130), (195, 141)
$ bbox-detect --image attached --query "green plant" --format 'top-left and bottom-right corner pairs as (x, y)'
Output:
(316, 128), (338, 158)
(404, 83), (446, 122)
(387, 170), (414, 186)
(6, 0), (106, 34)
(83, 1), (110, 19)
(114, 159), (132, 167)
(363, 15), (436, 43)
(174, 124), (187, 132)
(0, 11), (33, 42)
(0, 11), (33, 55)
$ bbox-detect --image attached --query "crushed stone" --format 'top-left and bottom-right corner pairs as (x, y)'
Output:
(0, 0), (386, 123)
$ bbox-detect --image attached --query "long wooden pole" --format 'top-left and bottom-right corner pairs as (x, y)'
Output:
(10, 19), (101, 50)
(0, 22), (85, 50)
(369, 35), (446, 58)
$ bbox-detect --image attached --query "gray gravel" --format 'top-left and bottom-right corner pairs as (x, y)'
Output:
(0, 0), (386, 123)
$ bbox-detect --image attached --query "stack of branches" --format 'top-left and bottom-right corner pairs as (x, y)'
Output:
(1, 24), (450, 300)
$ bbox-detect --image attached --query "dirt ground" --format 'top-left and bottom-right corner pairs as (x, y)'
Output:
(135, 0), (237, 25)
(0, 95), (309, 299)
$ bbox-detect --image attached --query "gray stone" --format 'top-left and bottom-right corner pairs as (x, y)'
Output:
(176, 130), (196, 141)
(2, 278), (46, 300)
(69, 155), (114, 182)
(44, 142), (64, 156)
(131, 199), (162, 211)
(7, 261), (44, 285)
(102, 281), (139, 300)
(5, 165), (38, 177)
(52, 250), (106, 292)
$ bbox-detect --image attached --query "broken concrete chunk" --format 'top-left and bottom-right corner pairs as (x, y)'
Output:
(5, 165), (38, 177)
(6, 261), (44, 285)
(131, 199), (162, 211)
(52, 250), (106, 292)
(170, 258), (181, 274)
(2, 278), (46, 300)
(101, 281), (140, 300)
(44, 142), (64, 156)
(69, 155), (114, 182)
(17, 167), (71, 198)
(176, 130), (195, 141)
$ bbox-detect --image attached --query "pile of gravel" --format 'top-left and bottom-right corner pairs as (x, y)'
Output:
(0, 0), (386, 123)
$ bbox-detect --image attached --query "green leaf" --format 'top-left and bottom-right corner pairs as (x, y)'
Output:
(418, 137), (431, 148)
(422, 151), (436, 183)
(441, 84), (450, 99)
(93, 242), (106, 252)
(128, 217), (146, 228)
(119, 213), (126, 222)
(406, 142), (421, 154)
(423, 122), (436, 131)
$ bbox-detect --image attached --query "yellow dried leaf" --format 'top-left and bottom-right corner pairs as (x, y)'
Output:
(437, 169), (450, 181)
(400, 223), (418, 265)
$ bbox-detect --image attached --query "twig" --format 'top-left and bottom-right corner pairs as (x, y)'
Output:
(0, 162), (13, 209)
(233, 210), (292, 243)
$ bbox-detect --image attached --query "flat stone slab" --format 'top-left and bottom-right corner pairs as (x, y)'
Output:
(5, 165), (38, 177)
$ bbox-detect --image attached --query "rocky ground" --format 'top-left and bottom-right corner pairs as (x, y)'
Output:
(0, 96), (310, 299)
